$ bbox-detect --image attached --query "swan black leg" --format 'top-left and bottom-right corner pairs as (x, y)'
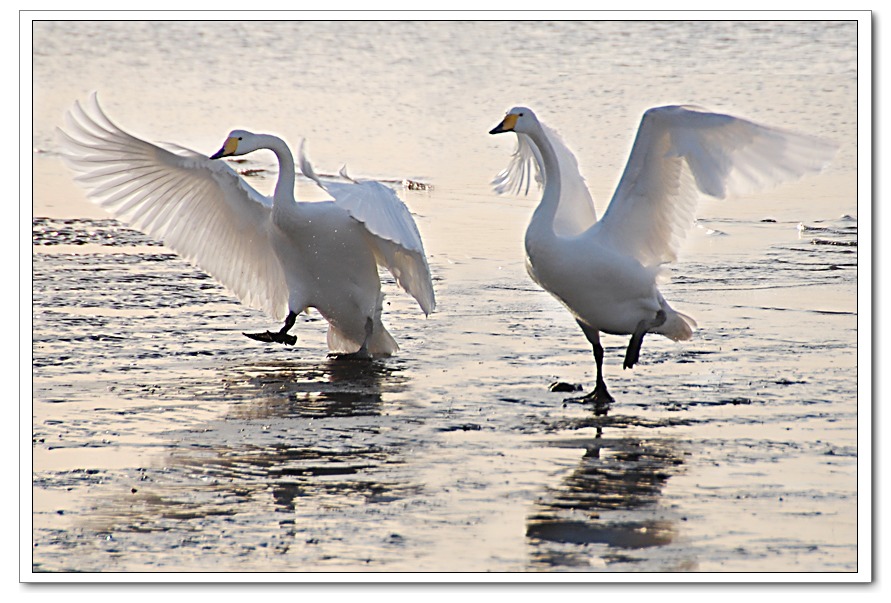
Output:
(623, 309), (666, 369)
(244, 311), (298, 345)
(577, 321), (614, 406)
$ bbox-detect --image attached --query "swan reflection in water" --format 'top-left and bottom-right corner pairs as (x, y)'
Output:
(87, 358), (421, 556)
(222, 356), (408, 419)
(527, 425), (692, 571)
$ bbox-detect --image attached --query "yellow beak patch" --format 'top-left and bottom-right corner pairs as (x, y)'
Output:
(221, 136), (240, 156)
(501, 113), (519, 131)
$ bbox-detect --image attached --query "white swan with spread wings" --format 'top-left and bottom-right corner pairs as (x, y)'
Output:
(58, 94), (435, 357)
(490, 105), (836, 403)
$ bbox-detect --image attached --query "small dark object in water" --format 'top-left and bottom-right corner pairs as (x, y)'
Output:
(403, 179), (433, 191)
(549, 381), (582, 393)
(760, 218), (777, 223)
(238, 168), (266, 177)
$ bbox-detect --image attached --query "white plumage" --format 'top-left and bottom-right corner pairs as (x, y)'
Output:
(58, 94), (435, 357)
(490, 105), (836, 403)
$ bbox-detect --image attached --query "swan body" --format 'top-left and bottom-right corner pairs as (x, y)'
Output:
(490, 105), (837, 403)
(58, 94), (435, 357)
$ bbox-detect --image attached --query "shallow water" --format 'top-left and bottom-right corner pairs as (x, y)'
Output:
(28, 18), (861, 575)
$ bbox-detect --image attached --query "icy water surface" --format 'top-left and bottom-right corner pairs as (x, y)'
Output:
(29, 18), (861, 575)
(32, 205), (857, 573)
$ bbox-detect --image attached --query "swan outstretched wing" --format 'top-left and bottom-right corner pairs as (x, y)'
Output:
(298, 144), (435, 315)
(56, 94), (290, 319)
(595, 105), (838, 267)
(493, 124), (599, 237)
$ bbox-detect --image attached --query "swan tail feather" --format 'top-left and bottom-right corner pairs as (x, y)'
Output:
(657, 304), (697, 342)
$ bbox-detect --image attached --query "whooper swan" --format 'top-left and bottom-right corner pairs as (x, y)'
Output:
(490, 105), (836, 404)
(58, 94), (435, 357)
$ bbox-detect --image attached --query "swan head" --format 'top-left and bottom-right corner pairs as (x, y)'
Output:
(489, 107), (539, 136)
(210, 129), (264, 159)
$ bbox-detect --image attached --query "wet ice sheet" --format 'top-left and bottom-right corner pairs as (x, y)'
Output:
(31, 211), (858, 573)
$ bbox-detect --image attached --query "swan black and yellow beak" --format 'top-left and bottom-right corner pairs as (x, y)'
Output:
(210, 136), (239, 159)
(489, 113), (518, 135)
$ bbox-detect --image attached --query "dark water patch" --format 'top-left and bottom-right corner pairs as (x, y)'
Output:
(47, 333), (129, 343)
(437, 423), (483, 432)
(773, 377), (807, 385)
(33, 251), (237, 313)
(528, 519), (674, 548)
(671, 397), (758, 409)
(487, 284), (548, 293)
(796, 218), (858, 249)
(729, 303), (856, 317)
(545, 414), (698, 433)
(33, 468), (109, 490)
(797, 224), (858, 233)
(811, 239), (857, 247)
(33, 217), (163, 247)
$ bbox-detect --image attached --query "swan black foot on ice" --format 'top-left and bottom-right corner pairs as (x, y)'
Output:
(244, 311), (297, 345)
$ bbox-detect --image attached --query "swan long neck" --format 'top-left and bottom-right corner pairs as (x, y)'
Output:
(526, 122), (563, 240)
(261, 134), (296, 204)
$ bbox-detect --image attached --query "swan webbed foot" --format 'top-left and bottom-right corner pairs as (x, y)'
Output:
(565, 384), (613, 415)
(588, 382), (614, 405)
(586, 383), (614, 416)
(243, 331), (298, 345)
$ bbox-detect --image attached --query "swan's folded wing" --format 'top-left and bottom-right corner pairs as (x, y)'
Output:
(596, 105), (838, 267)
(56, 94), (290, 320)
(299, 147), (435, 315)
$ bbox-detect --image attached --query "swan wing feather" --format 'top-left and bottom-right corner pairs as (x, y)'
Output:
(56, 94), (289, 319)
(596, 105), (838, 266)
(298, 144), (435, 315)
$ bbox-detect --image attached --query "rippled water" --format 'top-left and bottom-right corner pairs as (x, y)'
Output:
(29, 18), (861, 575)
(31, 211), (858, 573)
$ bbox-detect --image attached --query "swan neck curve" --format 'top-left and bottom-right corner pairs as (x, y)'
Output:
(261, 134), (296, 204)
(527, 121), (563, 238)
